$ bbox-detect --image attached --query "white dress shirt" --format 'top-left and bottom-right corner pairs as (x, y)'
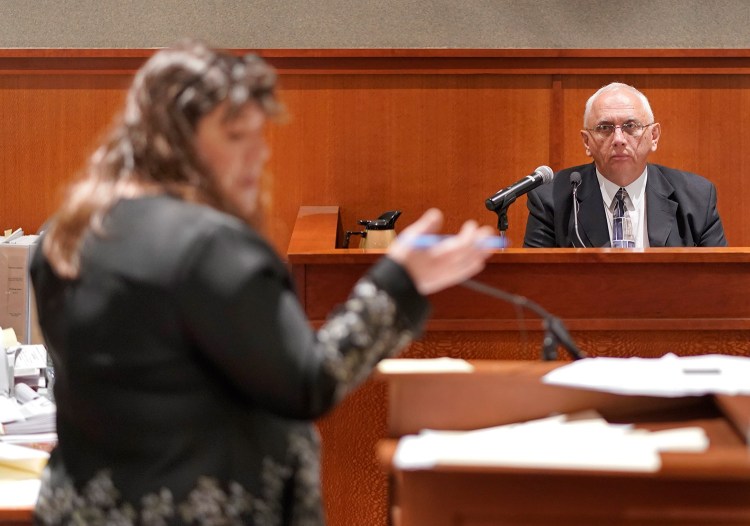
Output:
(596, 167), (650, 248)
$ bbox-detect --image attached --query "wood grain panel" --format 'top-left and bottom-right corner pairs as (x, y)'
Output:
(0, 75), (128, 233)
(408, 331), (750, 361)
(316, 380), (389, 526)
(2, 50), (750, 248)
(297, 250), (750, 326)
(266, 74), (551, 252)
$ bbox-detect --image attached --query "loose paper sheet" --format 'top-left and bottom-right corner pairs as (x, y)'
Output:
(394, 413), (708, 473)
(542, 353), (750, 397)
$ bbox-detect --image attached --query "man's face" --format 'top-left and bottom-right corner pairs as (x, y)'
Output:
(580, 89), (660, 186)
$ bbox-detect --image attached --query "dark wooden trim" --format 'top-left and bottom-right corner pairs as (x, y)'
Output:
(4, 48), (750, 58)
(289, 247), (750, 265)
(549, 74), (564, 169)
(4, 48), (750, 75)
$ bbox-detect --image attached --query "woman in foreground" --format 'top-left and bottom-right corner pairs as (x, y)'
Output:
(31, 40), (495, 525)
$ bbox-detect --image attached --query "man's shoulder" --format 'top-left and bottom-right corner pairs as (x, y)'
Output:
(527, 163), (594, 204)
(556, 163), (594, 177)
(551, 162), (595, 194)
(649, 163), (714, 187)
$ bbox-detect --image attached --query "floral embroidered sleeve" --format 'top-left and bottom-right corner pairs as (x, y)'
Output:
(317, 257), (430, 404)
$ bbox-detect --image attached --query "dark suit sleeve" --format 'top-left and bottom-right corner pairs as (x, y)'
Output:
(523, 187), (557, 247)
(698, 184), (727, 247)
(698, 183), (728, 247)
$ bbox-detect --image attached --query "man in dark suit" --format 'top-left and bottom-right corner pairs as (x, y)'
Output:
(524, 82), (727, 248)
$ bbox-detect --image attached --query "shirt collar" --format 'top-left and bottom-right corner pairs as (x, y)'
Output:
(595, 166), (648, 210)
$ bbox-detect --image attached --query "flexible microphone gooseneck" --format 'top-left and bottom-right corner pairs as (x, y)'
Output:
(570, 171), (586, 248)
(461, 279), (586, 361)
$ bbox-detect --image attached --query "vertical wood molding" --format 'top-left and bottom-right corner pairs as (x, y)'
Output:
(549, 74), (564, 170)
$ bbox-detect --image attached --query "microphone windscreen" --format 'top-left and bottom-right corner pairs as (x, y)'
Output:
(569, 171), (582, 186)
(535, 165), (554, 184)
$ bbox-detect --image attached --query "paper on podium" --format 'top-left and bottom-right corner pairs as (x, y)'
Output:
(0, 396), (24, 424)
(542, 353), (750, 397)
(0, 442), (48, 476)
(377, 358), (474, 374)
(394, 413), (708, 473)
(0, 479), (40, 507)
(1, 328), (18, 348)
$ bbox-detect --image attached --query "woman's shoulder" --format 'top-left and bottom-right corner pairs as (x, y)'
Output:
(102, 195), (282, 282)
(119, 195), (241, 227)
(113, 195), (264, 245)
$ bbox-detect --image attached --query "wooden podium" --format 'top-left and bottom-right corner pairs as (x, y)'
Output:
(286, 206), (750, 526)
(377, 360), (750, 526)
(0, 505), (32, 526)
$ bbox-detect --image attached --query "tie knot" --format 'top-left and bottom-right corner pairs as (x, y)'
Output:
(615, 187), (628, 204)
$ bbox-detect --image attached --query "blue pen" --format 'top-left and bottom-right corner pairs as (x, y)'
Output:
(407, 234), (508, 249)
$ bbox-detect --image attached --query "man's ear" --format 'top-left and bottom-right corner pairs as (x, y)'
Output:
(650, 123), (661, 152)
(580, 130), (592, 157)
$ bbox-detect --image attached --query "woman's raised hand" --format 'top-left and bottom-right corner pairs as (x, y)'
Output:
(387, 208), (497, 296)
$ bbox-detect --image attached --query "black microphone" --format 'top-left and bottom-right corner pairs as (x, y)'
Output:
(461, 279), (586, 361)
(570, 171), (586, 247)
(485, 165), (554, 212)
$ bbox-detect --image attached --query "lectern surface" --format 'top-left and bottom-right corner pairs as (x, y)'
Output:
(380, 361), (750, 526)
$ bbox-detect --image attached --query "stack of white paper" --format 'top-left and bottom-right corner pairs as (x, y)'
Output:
(0, 441), (46, 508)
(12, 345), (48, 379)
(0, 479), (40, 506)
(542, 353), (750, 397)
(394, 413), (708, 473)
(377, 358), (474, 374)
(0, 442), (48, 476)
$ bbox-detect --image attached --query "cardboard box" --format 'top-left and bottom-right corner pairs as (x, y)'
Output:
(0, 237), (41, 345)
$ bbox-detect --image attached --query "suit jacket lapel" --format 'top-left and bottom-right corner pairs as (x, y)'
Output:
(645, 165), (678, 247)
(576, 165), (611, 248)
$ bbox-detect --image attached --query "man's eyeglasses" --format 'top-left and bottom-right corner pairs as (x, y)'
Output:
(585, 122), (655, 138)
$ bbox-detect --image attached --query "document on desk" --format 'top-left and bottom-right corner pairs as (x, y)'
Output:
(394, 413), (708, 473)
(0, 479), (40, 507)
(542, 353), (750, 397)
(377, 358), (474, 374)
(0, 442), (46, 509)
(0, 396), (24, 424)
(12, 345), (47, 377)
(0, 442), (48, 476)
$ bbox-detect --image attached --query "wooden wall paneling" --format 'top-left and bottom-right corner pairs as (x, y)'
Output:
(0, 74), (129, 233)
(3, 50), (750, 249)
(266, 73), (552, 253)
